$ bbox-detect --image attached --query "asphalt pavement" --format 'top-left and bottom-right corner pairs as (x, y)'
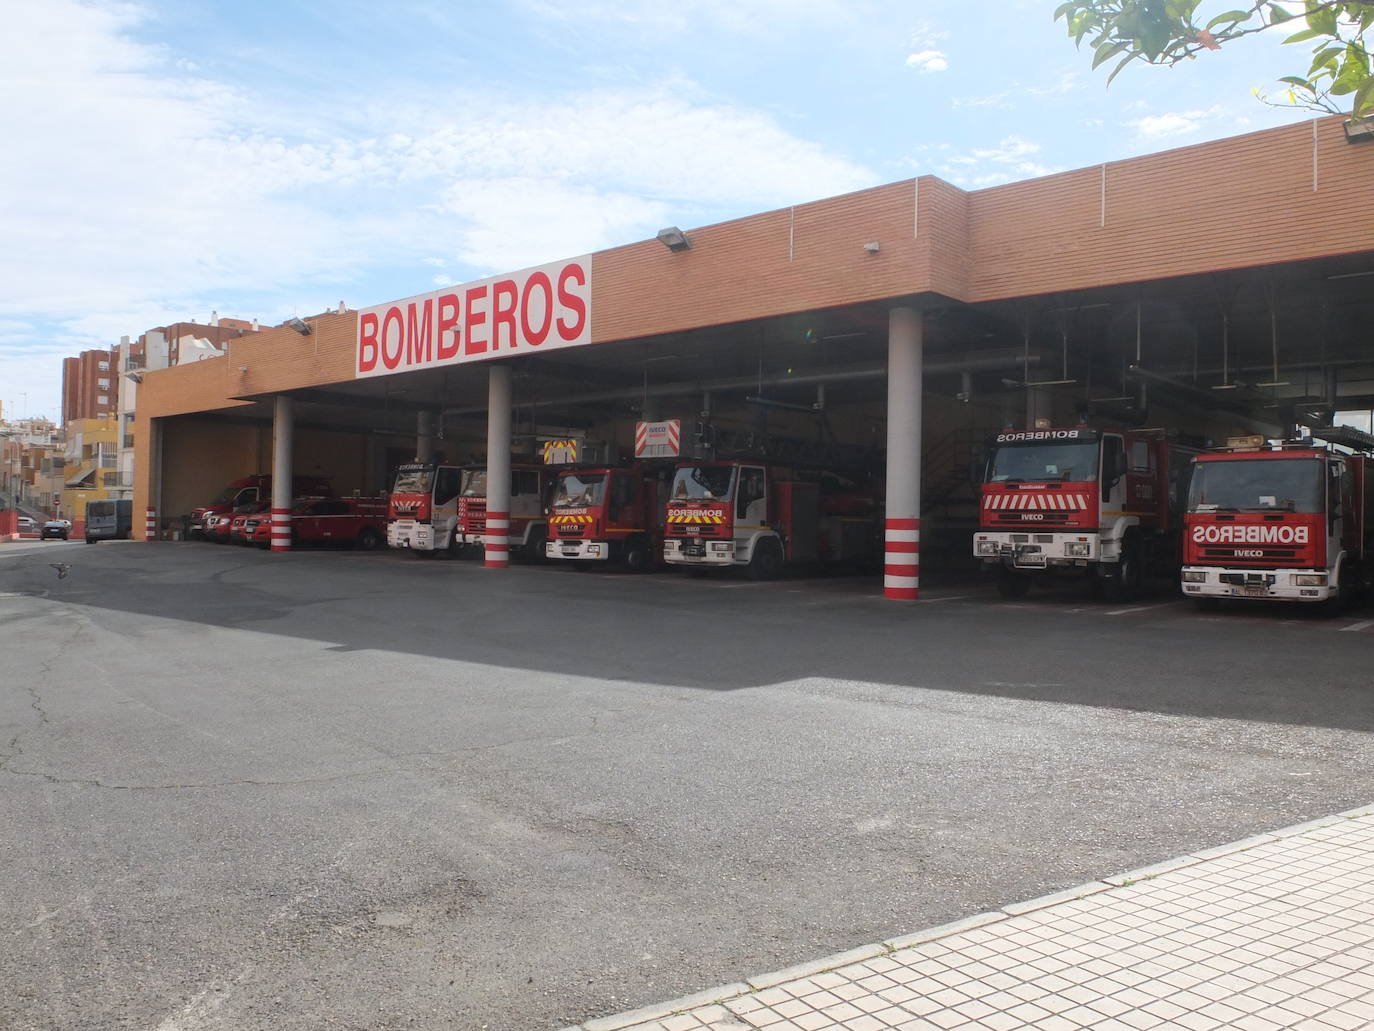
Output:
(2, 540), (1372, 1030)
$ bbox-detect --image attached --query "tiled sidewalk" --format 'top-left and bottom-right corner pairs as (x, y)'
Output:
(571, 806), (1374, 1031)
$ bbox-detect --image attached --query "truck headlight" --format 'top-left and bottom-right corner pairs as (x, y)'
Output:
(1182, 570), (1207, 583)
(1064, 542), (1091, 557)
(1292, 574), (1327, 587)
(712, 542), (731, 552)
(975, 540), (999, 556)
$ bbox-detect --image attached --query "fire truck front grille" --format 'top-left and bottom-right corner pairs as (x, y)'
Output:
(988, 512), (1075, 525)
(557, 524), (583, 536)
(1198, 547), (1299, 563)
(666, 522), (729, 539)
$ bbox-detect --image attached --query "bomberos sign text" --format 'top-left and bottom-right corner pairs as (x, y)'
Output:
(356, 256), (592, 379)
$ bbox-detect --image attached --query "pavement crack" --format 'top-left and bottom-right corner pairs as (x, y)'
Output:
(1, 685), (51, 773)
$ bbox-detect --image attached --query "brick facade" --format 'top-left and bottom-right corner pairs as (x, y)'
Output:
(133, 116), (1374, 538)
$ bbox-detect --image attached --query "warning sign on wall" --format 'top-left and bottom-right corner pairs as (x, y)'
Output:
(635, 420), (681, 458)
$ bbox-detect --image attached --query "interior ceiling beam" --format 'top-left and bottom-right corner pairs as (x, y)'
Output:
(442, 350), (1040, 417)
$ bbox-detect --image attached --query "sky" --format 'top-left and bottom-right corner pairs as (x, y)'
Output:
(0, 0), (1320, 422)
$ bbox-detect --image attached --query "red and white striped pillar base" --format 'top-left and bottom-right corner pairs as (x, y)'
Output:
(270, 508), (292, 552)
(884, 517), (920, 600)
(145, 507), (158, 540)
(484, 511), (509, 568)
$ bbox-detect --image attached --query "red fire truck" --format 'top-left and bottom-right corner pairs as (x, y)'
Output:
(1180, 430), (1374, 610)
(246, 496), (388, 549)
(453, 463), (553, 558)
(387, 463), (464, 555)
(974, 425), (1197, 600)
(545, 464), (670, 570)
(662, 460), (877, 578)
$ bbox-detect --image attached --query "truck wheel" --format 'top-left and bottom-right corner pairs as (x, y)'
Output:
(1101, 536), (1143, 603)
(995, 570), (1031, 598)
(621, 537), (649, 573)
(357, 527), (381, 550)
(747, 538), (784, 580)
(1319, 567), (1354, 617)
(524, 527), (547, 563)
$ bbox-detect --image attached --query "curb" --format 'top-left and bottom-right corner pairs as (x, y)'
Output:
(565, 802), (1374, 1031)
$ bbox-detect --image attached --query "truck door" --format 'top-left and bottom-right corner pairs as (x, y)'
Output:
(434, 466), (461, 519)
(610, 470), (636, 529)
(1124, 437), (1158, 523)
(1099, 435), (1126, 522)
(736, 466), (768, 528)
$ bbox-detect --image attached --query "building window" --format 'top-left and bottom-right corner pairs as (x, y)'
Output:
(97, 395), (109, 405)
(1336, 410), (1373, 435)
(98, 361), (110, 371)
(98, 378), (110, 389)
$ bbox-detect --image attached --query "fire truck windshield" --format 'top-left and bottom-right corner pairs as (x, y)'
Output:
(1188, 458), (1322, 514)
(671, 465), (736, 501)
(988, 442), (1099, 483)
(461, 469), (487, 496)
(392, 467), (434, 493)
(554, 473), (606, 508)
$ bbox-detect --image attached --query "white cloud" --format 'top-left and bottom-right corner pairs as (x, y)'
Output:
(905, 50), (949, 74)
(516, 0), (854, 35)
(910, 136), (1055, 188)
(1127, 107), (1229, 140)
(952, 91), (1012, 109)
(0, 0), (877, 414)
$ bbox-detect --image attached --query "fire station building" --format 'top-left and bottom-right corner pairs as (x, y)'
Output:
(132, 114), (1374, 598)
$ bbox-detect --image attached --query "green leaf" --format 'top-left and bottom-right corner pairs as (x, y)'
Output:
(1105, 50), (1136, 86)
(1277, 75), (1315, 88)
(1093, 39), (1130, 69)
(1351, 76), (1374, 118)
(1267, 4), (1294, 24)
(1282, 27), (1321, 44)
(1307, 5), (1338, 36)
(1205, 9), (1253, 31)
(1140, 21), (1173, 60)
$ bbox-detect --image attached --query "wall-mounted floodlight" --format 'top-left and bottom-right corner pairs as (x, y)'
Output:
(1344, 116), (1374, 144)
(863, 241), (881, 253)
(287, 316), (312, 335)
(656, 227), (691, 252)
(123, 371), (143, 384)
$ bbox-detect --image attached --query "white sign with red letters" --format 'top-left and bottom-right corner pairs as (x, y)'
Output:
(355, 256), (592, 379)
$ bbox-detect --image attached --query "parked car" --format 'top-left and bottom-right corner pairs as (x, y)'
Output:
(17, 515), (36, 531)
(228, 501), (271, 544)
(40, 520), (69, 540)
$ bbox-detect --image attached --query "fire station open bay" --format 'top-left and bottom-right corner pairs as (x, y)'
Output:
(2, 541), (1372, 1031)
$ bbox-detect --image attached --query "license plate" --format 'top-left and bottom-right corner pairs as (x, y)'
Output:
(1241, 585), (1268, 597)
(1017, 554), (1046, 567)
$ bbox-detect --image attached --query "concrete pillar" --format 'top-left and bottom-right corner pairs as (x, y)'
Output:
(1025, 385), (1053, 428)
(484, 366), (512, 568)
(416, 410), (436, 463)
(270, 396), (294, 552)
(884, 307), (922, 601)
(143, 417), (162, 541)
